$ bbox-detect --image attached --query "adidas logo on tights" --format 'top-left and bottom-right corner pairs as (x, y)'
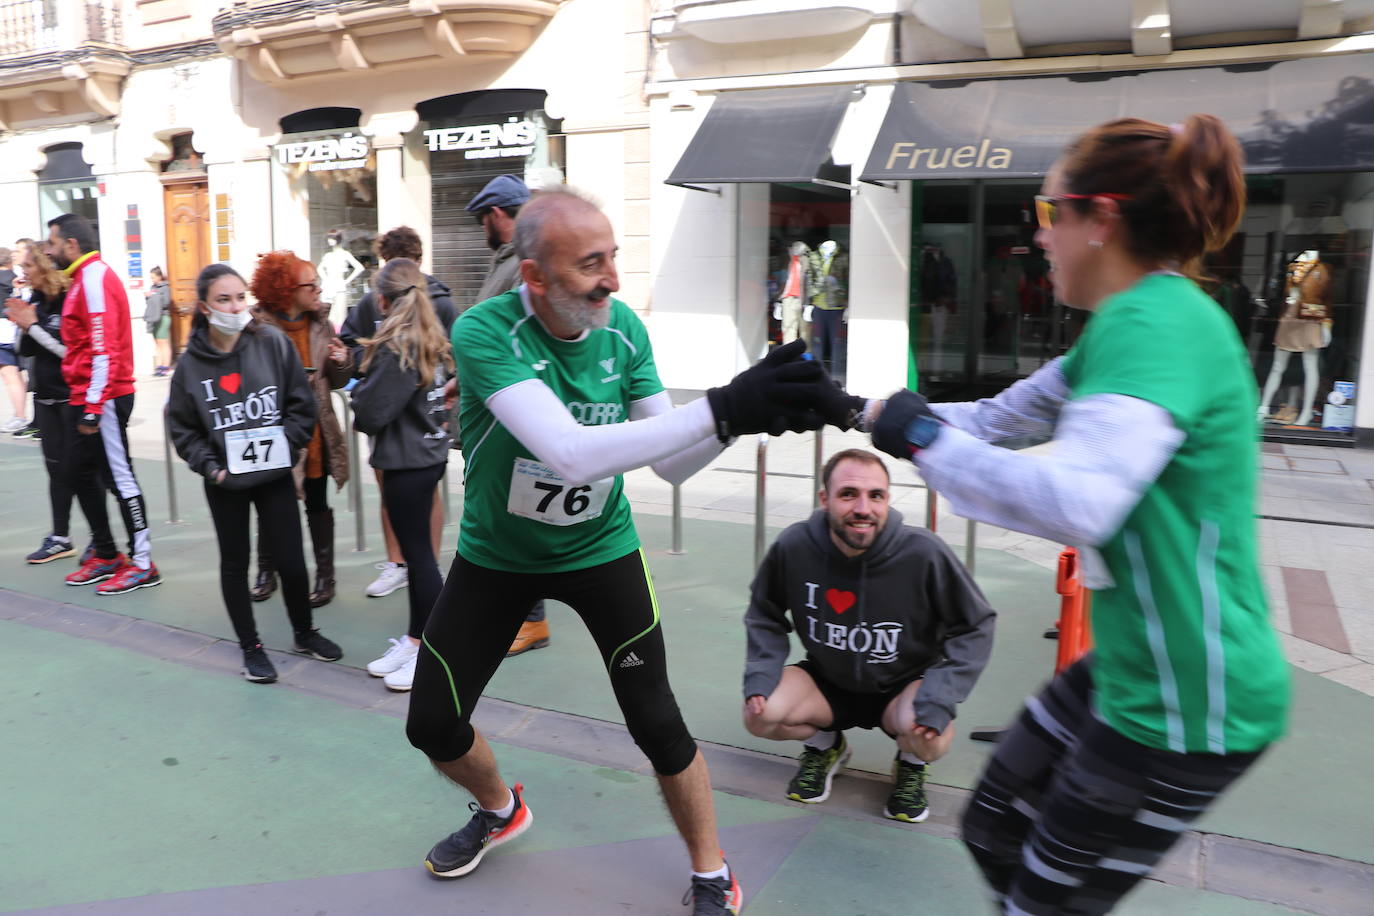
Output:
(619, 652), (645, 669)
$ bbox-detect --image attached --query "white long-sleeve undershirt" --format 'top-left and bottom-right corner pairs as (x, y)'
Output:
(916, 392), (1184, 560)
(486, 379), (723, 487)
(25, 325), (66, 359)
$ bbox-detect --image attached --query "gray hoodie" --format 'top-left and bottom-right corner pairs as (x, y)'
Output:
(349, 346), (451, 470)
(744, 509), (995, 733)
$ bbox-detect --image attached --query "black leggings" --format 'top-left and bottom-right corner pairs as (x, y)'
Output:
(407, 549), (697, 775)
(204, 473), (313, 649)
(34, 399), (75, 539)
(380, 464), (445, 638)
(962, 657), (1264, 915)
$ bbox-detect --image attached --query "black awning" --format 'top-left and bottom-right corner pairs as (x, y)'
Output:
(666, 85), (853, 189)
(862, 53), (1374, 182)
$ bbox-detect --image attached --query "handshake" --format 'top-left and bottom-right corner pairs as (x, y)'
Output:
(705, 340), (937, 458)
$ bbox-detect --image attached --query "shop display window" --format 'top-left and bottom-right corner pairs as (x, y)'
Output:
(766, 184), (851, 382)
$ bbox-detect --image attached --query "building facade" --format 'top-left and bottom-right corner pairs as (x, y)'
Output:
(645, 0), (1374, 447)
(0, 0), (652, 370)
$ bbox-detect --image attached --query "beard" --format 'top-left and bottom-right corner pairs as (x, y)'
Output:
(49, 249), (71, 270)
(486, 226), (503, 251)
(826, 510), (883, 553)
(546, 277), (612, 334)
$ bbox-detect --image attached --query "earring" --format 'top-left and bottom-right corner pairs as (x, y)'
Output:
(1088, 239), (1104, 249)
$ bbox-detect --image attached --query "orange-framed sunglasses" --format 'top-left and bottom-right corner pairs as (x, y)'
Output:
(1034, 193), (1132, 230)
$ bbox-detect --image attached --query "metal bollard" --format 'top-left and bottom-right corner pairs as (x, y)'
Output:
(754, 434), (768, 568)
(442, 467), (452, 526)
(335, 391), (366, 552)
(669, 483), (684, 555)
(965, 518), (977, 574)
(161, 405), (181, 524)
(812, 427), (824, 509)
(925, 487), (938, 531)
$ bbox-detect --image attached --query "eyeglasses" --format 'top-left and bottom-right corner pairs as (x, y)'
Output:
(1034, 193), (1132, 230)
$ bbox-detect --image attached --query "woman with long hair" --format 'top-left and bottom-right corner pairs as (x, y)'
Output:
(247, 251), (352, 607)
(167, 264), (342, 683)
(4, 243), (79, 562)
(840, 114), (1289, 913)
(351, 258), (454, 691)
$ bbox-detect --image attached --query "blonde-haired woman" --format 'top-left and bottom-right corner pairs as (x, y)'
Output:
(351, 257), (454, 691)
(4, 243), (79, 562)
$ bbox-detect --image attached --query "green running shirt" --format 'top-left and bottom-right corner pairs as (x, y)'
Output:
(1061, 273), (1289, 754)
(452, 290), (663, 573)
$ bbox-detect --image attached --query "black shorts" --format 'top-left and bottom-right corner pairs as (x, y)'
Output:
(793, 658), (917, 735)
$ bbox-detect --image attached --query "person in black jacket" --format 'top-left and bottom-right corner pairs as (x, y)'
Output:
(167, 264), (343, 684)
(4, 244), (81, 563)
(339, 226), (457, 603)
(743, 448), (995, 823)
(351, 257), (454, 693)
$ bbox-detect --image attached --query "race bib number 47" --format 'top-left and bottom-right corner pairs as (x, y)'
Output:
(225, 426), (291, 476)
(507, 457), (612, 526)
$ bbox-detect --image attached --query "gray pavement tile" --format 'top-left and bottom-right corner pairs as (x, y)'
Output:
(280, 656), (392, 709)
(1298, 499), (1374, 526)
(498, 707), (656, 773)
(1321, 663), (1374, 694)
(1155, 832), (1202, 888)
(23, 601), (132, 640)
(0, 588), (58, 621)
(470, 695), (539, 738)
(100, 618), (218, 659)
(1286, 457), (1348, 475)
(1203, 835), (1374, 916)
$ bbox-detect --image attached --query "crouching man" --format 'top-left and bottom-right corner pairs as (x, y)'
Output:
(743, 448), (995, 822)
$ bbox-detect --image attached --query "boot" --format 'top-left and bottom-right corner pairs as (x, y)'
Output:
(249, 566), (277, 603)
(249, 518), (276, 602)
(307, 508), (335, 608)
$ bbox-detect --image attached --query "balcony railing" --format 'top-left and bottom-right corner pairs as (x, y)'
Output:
(0, 0), (123, 59)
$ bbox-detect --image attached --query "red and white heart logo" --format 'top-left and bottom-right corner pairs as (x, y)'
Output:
(219, 372), (241, 394)
(826, 588), (856, 615)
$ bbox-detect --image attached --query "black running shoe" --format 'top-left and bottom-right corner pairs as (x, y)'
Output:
(242, 645), (278, 684)
(13, 423), (40, 439)
(26, 536), (75, 564)
(682, 866), (743, 915)
(786, 733), (850, 803)
(292, 628), (343, 661)
(884, 756), (929, 823)
(425, 783), (533, 878)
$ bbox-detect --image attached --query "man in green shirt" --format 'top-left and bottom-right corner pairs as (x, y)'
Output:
(406, 189), (830, 915)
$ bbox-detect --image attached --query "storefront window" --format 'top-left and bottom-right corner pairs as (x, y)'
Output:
(911, 180), (1073, 401)
(767, 184), (851, 382)
(1224, 174), (1371, 438)
(37, 143), (99, 239)
(422, 102), (563, 310)
(274, 128), (378, 326)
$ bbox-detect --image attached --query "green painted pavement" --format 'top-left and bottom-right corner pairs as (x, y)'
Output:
(0, 619), (807, 913)
(3, 441), (1373, 866)
(745, 817), (1308, 916)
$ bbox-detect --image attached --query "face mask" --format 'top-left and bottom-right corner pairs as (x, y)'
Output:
(208, 308), (252, 334)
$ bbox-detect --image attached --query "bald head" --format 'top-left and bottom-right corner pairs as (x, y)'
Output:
(513, 189), (605, 267)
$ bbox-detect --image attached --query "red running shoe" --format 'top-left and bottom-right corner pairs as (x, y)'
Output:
(66, 553), (126, 586)
(97, 562), (162, 595)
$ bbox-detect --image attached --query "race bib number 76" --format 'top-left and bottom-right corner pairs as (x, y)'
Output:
(507, 457), (612, 526)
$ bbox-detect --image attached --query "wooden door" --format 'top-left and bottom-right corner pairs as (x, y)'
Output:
(162, 181), (210, 356)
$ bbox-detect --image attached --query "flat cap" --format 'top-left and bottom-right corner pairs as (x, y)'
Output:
(465, 174), (530, 213)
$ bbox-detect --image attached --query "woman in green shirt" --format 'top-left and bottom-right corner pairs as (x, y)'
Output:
(856, 114), (1290, 914)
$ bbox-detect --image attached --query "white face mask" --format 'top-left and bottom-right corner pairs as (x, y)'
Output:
(208, 308), (252, 334)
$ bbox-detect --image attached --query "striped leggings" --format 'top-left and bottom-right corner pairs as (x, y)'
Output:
(962, 657), (1264, 915)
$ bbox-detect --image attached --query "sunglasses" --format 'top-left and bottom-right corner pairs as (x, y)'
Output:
(1034, 193), (1132, 230)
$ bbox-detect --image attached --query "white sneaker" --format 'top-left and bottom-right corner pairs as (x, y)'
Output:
(383, 653), (418, 692)
(366, 636), (419, 677)
(365, 562), (408, 598)
(1, 417), (27, 433)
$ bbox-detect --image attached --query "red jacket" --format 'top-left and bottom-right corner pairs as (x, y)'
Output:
(61, 252), (136, 414)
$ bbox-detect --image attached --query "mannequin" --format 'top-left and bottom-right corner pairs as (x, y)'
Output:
(317, 231), (364, 328)
(772, 240), (811, 345)
(1258, 250), (1331, 427)
(809, 239), (847, 372)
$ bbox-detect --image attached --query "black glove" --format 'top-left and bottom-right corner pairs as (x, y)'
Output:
(812, 377), (868, 431)
(705, 340), (827, 441)
(871, 389), (938, 459)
